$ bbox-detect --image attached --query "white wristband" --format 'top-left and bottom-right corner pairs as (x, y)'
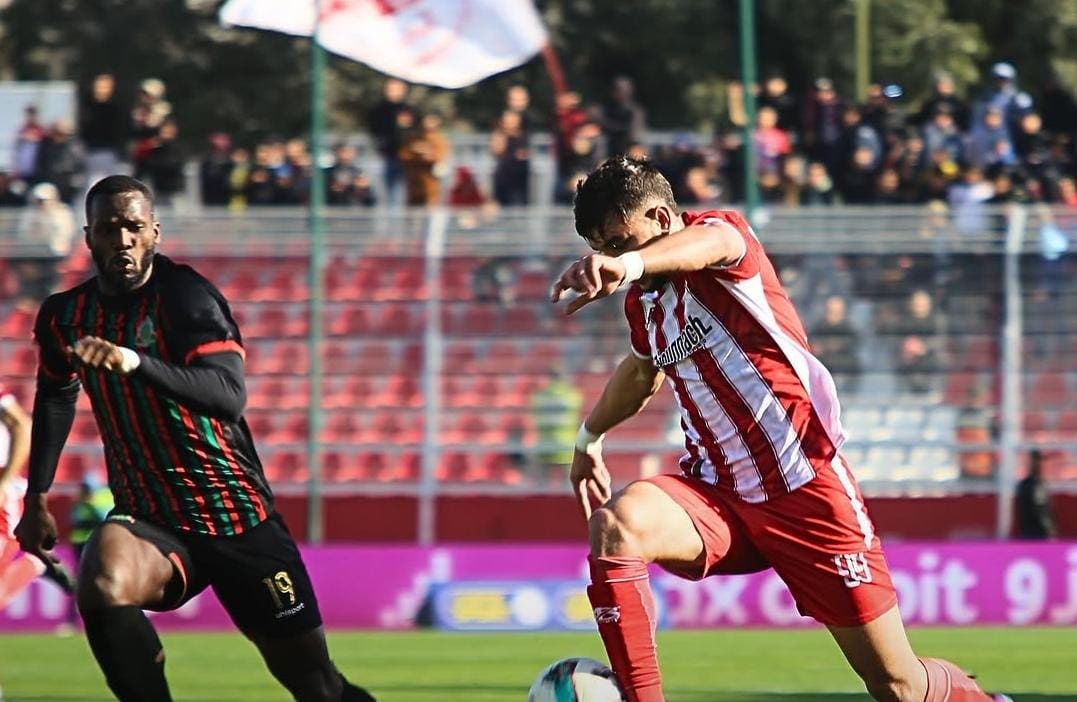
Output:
(617, 251), (645, 287)
(117, 346), (141, 374)
(575, 423), (604, 455)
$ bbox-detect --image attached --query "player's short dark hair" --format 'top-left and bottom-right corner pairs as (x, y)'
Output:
(85, 175), (155, 220)
(573, 156), (677, 240)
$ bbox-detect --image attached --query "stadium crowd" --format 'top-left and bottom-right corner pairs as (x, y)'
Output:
(1, 63), (1075, 213)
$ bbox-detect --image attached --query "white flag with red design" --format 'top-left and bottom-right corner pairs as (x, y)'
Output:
(219, 0), (548, 89)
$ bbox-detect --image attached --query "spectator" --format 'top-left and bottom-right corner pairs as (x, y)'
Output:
(812, 295), (861, 390)
(1015, 450), (1056, 539)
(66, 470), (113, 626)
(33, 119), (85, 204)
(1014, 112), (1050, 182)
(888, 289), (941, 395)
(448, 165), (487, 208)
(282, 137), (313, 204)
(757, 75), (799, 132)
(14, 182), (77, 305)
(802, 77), (845, 176)
(244, 143), (277, 205)
(130, 78), (172, 171)
(400, 113), (449, 206)
(801, 161), (836, 206)
(505, 84), (537, 135)
(226, 146), (251, 211)
(753, 106), (791, 176)
(601, 76), (645, 157)
(922, 104), (965, 166)
(555, 119), (603, 205)
(552, 91), (590, 201)
(325, 143), (375, 206)
(0, 172), (25, 207)
(838, 105), (882, 172)
(973, 61), (1031, 133)
(875, 168), (906, 204)
(839, 146), (879, 204)
(490, 110), (530, 205)
(780, 155), (807, 206)
(949, 166), (995, 234)
(529, 365), (583, 481)
(135, 118), (184, 206)
(200, 132), (234, 206)
(79, 73), (126, 181)
(366, 78), (415, 206)
(915, 72), (970, 130)
(12, 105), (46, 180)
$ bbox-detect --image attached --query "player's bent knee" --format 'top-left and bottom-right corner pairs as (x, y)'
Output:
(78, 570), (139, 610)
(588, 489), (656, 559)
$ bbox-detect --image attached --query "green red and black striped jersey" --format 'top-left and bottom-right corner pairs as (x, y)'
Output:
(34, 254), (273, 536)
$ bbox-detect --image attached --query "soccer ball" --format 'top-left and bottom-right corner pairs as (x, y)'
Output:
(527, 657), (626, 701)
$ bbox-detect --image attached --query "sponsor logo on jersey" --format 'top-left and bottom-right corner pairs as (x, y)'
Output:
(653, 315), (714, 367)
(833, 552), (873, 588)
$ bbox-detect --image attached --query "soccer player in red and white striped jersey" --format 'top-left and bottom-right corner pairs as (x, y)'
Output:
(551, 157), (1008, 702)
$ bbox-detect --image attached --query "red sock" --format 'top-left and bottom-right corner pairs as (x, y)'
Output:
(920, 657), (994, 702)
(587, 555), (663, 702)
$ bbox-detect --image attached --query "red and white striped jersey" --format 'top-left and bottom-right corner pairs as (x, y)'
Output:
(624, 210), (846, 503)
(0, 384), (24, 538)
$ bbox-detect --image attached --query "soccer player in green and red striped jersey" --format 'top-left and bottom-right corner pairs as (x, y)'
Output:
(14, 175), (375, 702)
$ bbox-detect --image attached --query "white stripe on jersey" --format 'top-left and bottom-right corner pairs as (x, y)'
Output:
(717, 274), (847, 450)
(829, 455), (874, 549)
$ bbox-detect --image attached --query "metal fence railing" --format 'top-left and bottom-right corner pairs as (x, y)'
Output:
(2, 204), (1074, 540)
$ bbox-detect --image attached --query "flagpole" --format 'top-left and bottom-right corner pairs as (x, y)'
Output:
(306, 0), (328, 544)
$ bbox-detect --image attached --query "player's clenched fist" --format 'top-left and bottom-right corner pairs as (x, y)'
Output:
(550, 254), (630, 315)
(68, 336), (126, 372)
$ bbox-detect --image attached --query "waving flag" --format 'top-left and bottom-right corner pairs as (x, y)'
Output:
(220, 0), (548, 89)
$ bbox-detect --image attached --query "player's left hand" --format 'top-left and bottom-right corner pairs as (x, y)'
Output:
(68, 336), (126, 373)
(550, 254), (626, 315)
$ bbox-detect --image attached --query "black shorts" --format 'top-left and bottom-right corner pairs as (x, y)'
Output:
(103, 512), (322, 638)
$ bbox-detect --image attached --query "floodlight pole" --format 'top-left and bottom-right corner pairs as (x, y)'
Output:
(306, 2), (328, 544)
(738, 0), (760, 219)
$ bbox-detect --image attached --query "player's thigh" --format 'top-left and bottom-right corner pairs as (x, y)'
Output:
(596, 475), (766, 578)
(202, 513), (324, 639)
(742, 455), (897, 627)
(828, 604), (924, 691)
(77, 517), (188, 610)
(592, 477), (705, 563)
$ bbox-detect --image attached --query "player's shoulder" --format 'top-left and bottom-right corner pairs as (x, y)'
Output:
(682, 208), (753, 233)
(36, 278), (96, 322)
(155, 255), (230, 308)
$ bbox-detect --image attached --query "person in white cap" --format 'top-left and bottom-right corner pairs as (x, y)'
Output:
(14, 182), (78, 305)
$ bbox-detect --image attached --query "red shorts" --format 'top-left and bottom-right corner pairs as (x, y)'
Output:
(644, 455), (897, 627)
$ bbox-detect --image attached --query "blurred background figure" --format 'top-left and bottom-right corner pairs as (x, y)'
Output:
(12, 105), (46, 181)
(63, 469), (113, 628)
(490, 110), (530, 206)
(129, 78), (173, 175)
(1015, 450), (1056, 539)
(400, 113), (449, 207)
(529, 365), (582, 483)
(367, 78), (415, 207)
(14, 182), (78, 307)
(199, 132), (234, 206)
(325, 142), (376, 207)
(136, 117), (185, 206)
(811, 295), (862, 392)
(601, 76), (645, 157)
(79, 73), (126, 184)
(33, 118), (84, 204)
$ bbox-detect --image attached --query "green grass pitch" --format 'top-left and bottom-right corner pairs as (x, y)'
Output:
(1, 628), (1075, 701)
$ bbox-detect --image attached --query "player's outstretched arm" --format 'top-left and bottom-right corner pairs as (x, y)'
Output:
(16, 373), (79, 561)
(68, 336), (247, 421)
(551, 222), (746, 314)
(570, 354), (664, 519)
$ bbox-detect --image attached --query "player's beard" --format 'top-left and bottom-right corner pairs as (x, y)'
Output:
(94, 244), (156, 293)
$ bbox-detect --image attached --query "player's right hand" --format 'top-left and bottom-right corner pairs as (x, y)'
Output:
(569, 447), (612, 521)
(550, 254), (627, 315)
(14, 498), (59, 562)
